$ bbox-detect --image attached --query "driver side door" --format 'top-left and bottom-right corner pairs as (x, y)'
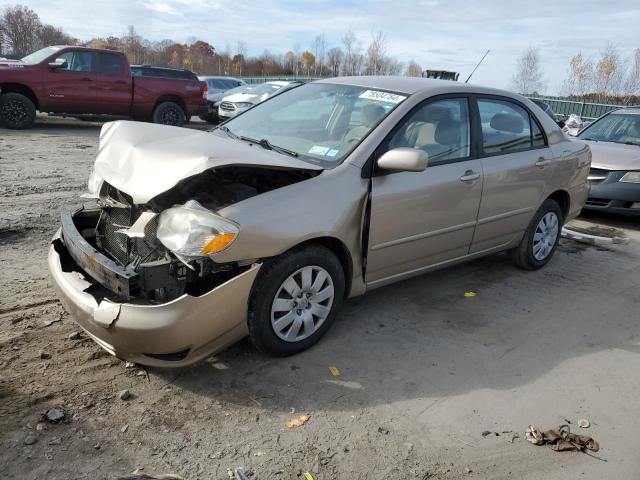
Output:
(42, 50), (97, 113)
(366, 96), (484, 286)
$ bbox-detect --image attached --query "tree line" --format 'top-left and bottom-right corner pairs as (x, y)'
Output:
(0, 4), (423, 78)
(511, 45), (640, 102)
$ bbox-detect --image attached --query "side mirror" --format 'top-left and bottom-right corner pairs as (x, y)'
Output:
(377, 147), (428, 173)
(48, 58), (67, 69)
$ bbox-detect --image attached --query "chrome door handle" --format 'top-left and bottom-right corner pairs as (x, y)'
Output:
(535, 157), (552, 168)
(460, 170), (480, 183)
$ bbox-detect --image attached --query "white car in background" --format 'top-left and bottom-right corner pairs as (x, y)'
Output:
(218, 81), (297, 119)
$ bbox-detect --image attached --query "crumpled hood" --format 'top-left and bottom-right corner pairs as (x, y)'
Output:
(94, 121), (322, 204)
(585, 140), (640, 171)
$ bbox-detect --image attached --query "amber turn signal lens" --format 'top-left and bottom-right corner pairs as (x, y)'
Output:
(200, 233), (237, 254)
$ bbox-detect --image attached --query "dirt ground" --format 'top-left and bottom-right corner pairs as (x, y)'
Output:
(2, 115), (640, 480)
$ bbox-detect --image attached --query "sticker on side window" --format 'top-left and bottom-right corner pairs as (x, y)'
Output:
(358, 90), (406, 104)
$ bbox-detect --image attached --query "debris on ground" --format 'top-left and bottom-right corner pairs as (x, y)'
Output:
(233, 468), (250, 480)
(125, 361), (136, 368)
(68, 331), (82, 340)
(39, 350), (51, 359)
(378, 426), (390, 435)
(117, 472), (185, 480)
(481, 430), (491, 437)
(525, 425), (599, 452)
(43, 408), (65, 423)
(578, 418), (590, 428)
(328, 366), (340, 377)
(47, 437), (62, 445)
(286, 414), (311, 429)
(562, 227), (630, 246)
(119, 389), (133, 401)
(42, 318), (61, 327)
(23, 434), (38, 445)
(303, 472), (315, 480)
(463, 291), (477, 297)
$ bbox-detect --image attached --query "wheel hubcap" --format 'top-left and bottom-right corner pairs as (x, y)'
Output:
(270, 266), (334, 343)
(532, 212), (559, 261)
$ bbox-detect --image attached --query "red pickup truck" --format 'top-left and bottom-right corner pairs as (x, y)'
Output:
(0, 45), (207, 129)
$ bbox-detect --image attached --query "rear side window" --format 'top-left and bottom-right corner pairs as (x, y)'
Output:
(97, 53), (124, 75)
(477, 98), (546, 154)
(141, 68), (197, 80)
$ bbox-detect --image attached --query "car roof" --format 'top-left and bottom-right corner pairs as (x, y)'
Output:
(266, 81), (291, 86)
(611, 107), (640, 115)
(315, 75), (523, 98)
(199, 76), (243, 81)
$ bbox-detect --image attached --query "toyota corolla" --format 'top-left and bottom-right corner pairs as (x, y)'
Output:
(48, 77), (590, 367)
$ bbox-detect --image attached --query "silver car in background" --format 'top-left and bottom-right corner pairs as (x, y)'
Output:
(198, 76), (246, 122)
(48, 77), (590, 367)
(218, 81), (297, 120)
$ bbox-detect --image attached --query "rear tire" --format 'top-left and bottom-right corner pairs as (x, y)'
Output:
(0, 93), (36, 129)
(511, 199), (563, 270)
(248, 245), (345, 356)
(152, 101), (186, 127)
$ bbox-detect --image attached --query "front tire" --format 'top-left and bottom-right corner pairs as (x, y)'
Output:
(511, 199), (563, 270)
(0, 93), (36, 129)
(152, 101), (186, 127)
(248, 245), (345, 356)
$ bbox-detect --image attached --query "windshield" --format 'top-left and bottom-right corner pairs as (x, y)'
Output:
(247, 83), (284, 96)
(222, 83), (408, 166)
(579, 113), (640, 146)
(21, 46), (62, 65)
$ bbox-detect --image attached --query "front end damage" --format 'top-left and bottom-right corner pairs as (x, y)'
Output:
(49, 122), (321, 366)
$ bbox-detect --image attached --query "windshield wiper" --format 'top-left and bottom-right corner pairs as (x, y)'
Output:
(239, 136), (298, 157)
(215, 124), (239, 139)
(582, 137), (599, 142)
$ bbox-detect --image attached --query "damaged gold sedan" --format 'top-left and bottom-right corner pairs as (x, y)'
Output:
(49, 77), (591, 366)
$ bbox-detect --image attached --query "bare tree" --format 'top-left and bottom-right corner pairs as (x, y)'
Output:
(341, 30), (356, 75)
(0, 5), (42, 56)
(511, 46), (545, 94)
(405, 60), (422, 77)
(365, 30), (387, 75)
(623, 48), (640, 100)
(38, 24), (75, 49)
(327, 47), (343, 76)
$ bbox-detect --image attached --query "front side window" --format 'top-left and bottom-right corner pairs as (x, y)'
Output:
(478, 98), (545, 154)
(97, 53), (124, 75)
(387, 98), (471, 165)
(578, 113), (640, 146)
(223, 83), (407, 167)
(54, 51), (93, 72)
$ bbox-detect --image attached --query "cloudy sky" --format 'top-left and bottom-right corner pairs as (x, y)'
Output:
(4, 0), (639, 93)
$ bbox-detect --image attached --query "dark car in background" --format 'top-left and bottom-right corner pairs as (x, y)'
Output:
(198, 76), (246, 122)
(578, 107), (640, 216)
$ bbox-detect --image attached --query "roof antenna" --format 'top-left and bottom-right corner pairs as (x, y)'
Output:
(465, 49), (490, 83)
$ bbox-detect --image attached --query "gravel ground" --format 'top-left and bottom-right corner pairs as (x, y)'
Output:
(1, 115), (640, 480)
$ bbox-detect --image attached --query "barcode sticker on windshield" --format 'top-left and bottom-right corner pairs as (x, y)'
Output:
(359, 90), (406, 104)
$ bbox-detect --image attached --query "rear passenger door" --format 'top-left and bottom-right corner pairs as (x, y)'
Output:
(469, 96), (553, 253)
(94, 52), (131, 115)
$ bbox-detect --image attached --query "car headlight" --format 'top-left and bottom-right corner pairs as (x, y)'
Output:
(87, 169), (103, 196)
(234, 102), (253, 108)
(620, 171), (640, 184)
(156, 200), (239, 257)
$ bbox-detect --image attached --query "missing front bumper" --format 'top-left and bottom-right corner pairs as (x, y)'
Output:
(49, 229), (262, 367)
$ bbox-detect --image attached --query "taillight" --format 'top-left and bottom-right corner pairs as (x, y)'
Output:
(587, 149), (592, 165)
(202, 82), (208, 100)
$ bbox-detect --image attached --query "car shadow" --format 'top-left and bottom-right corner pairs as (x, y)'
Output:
(156, 240), (640, 413)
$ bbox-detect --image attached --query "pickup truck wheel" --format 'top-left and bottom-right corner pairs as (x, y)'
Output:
(152, 102), (186, 127)
(510, 199), (563, 270)
(248, 245), (345, 356)
(0, 93), (36, 129)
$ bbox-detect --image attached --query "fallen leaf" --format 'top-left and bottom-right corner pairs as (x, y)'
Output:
(463, 291), (477, 297)
(328, 366), (340, 377)
(286, 413), (311, 429)
(303, 473), (315, 480)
